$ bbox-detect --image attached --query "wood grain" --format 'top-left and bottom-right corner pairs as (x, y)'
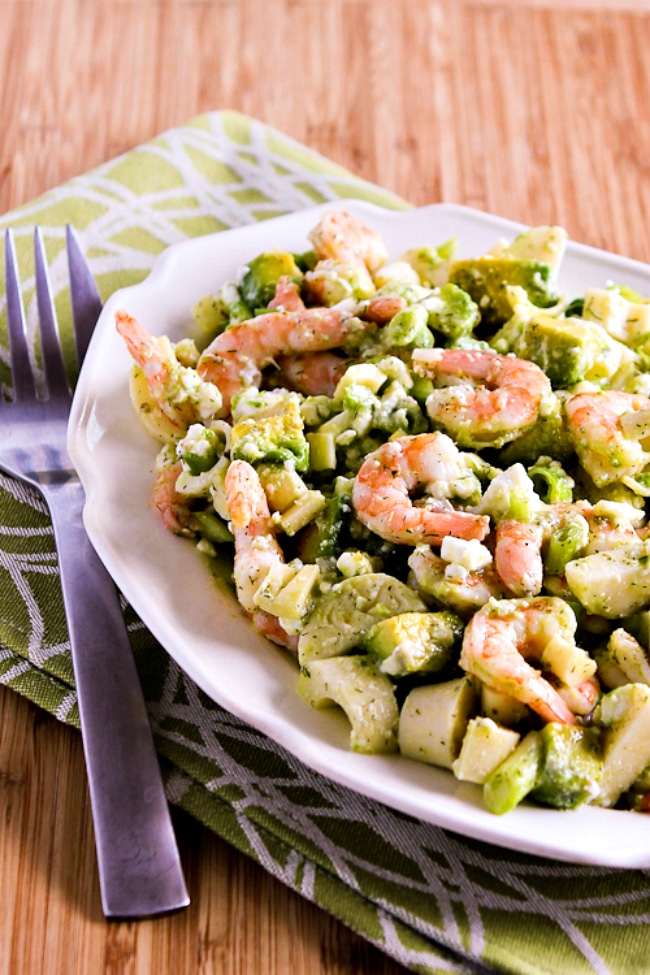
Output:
(1, 0), (650, 973)
(0, 686), (403, 975)
(2, 0), (649, 260)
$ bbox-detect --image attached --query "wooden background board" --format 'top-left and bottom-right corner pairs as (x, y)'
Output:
(2, 0), (650, 266)
(1, 1), (650, 973)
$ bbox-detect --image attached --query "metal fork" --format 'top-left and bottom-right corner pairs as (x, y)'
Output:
(0, 227), (189, 918)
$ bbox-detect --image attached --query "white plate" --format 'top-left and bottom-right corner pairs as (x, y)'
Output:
(68, 201), (650, 869)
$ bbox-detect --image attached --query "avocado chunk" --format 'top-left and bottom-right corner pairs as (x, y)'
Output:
(449, 258), (560, 329)
(505, 226), (567, 269)
(192, 509), (234, 545)
(298, 572), (427, 664)
(401, 238), (458, 287)
(421, 283), (480, 342)
(364, 610), (463, 677)
(191, 293), (229, 341)
(483, 730), (543, 815)
(530, 723), (602, 809)
(230, 398), (310, 472)
(513, 314), (623, 388)
(297, 655), (399, 753)
(407, 545), (503, 618)
(626, 609), (650, 652)
(498, 401), (574, 465)
(293, 249), (319, 273)
(213, 280), (254, 325)
(239, 251), (304, 309)
(382, 304), (434, 350)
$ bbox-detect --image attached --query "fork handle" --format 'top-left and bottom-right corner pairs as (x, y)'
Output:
(47, 482), (189, 918)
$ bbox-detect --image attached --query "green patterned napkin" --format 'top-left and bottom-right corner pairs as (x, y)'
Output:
(2, 111), (650, 975)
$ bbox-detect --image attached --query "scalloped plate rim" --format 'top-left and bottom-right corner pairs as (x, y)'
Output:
(68, 200), (650, 868)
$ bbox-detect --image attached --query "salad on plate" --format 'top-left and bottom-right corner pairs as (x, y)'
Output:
(114, 208), (650, 818)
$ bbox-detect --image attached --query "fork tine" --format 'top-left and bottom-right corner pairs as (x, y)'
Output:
(4, 229), (36, 402)
(34, 227), (69, 399)
(66, 225), (103, 368)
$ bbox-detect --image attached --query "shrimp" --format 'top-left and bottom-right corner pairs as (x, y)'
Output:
(352, 433), (490, 546)
(116, 310), (222, 429)
(224, 459), (297, 651)
(251, 610), (299, 652)
(412, 348), (553, 449)
(565, 390), (650, 488)
(308, 210), (388, 274)
(197, 290), (366, 417)
(494, 520), (545, 597)
(268, 276), (305, 313)
(152, 461), (195, 535)
(461, 597), (598, 725)
(361, 293), (409, 323)
(276, 351), (349, 397)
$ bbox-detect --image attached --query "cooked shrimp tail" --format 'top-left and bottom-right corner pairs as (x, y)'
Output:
(252, 610), (299, 652)
(152, 460), (195, 535)
(268, 276), (306, 313)
(362, 293), (408, 323)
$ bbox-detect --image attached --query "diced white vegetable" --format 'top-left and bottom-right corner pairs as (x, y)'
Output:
(453, 717), (520, 785)
(399, 677), (476, 770)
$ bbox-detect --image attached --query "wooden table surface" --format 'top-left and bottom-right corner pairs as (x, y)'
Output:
(2, 1), (650, 973)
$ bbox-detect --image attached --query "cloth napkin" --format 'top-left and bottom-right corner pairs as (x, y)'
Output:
(2, 110), (650, 975)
